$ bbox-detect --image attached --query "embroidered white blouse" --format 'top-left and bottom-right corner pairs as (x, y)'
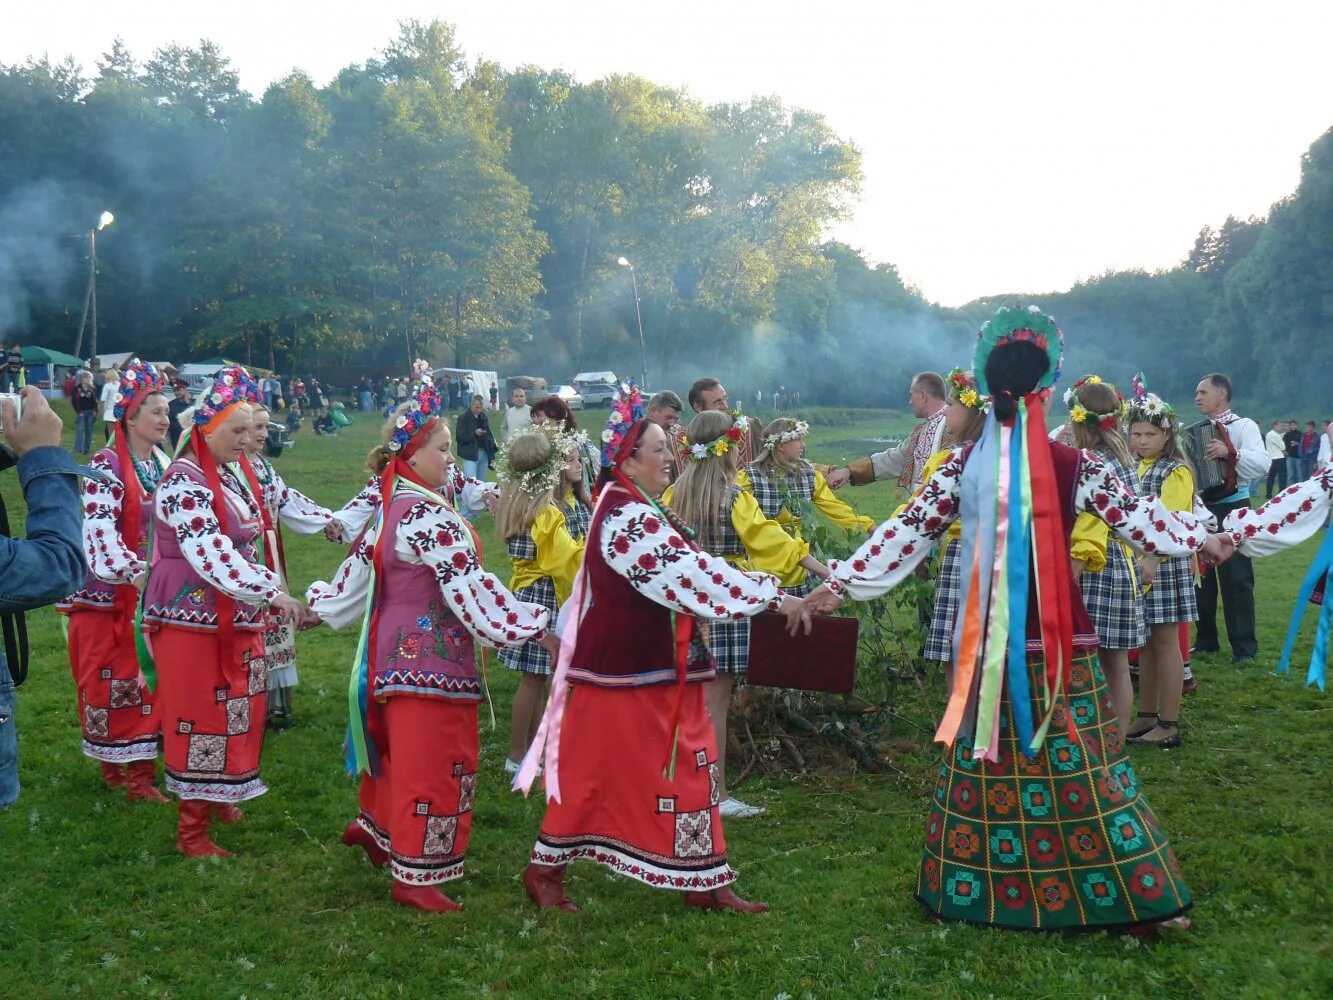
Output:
(1225, 468), (1333, 557)
(329, 467), (496, 542)
(251, 455), (333, 536)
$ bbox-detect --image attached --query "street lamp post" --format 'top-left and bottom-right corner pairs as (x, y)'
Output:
(73, 211), (115, 363)
(617, 256), (647, 389)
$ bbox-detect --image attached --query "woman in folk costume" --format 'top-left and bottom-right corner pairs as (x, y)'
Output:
(143, 366), (306, 857)
(805, 307), (1230, 933)
(496, 428), (590, 772)
(664, 410), (830, 820)
(233, 402), (336, 730)
(737, 417), (874, 597)
(514, 383), (809, 916)
(58, 359), (173, 802)
(1064, 376), (1146, 740)
(306, 379), (553, 913)
(1124, 378), (1199, 750)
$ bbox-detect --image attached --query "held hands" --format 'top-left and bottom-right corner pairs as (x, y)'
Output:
(824, 467), (851, 490)
(1199, 532), (1236, 568)
(1, 387), (63, 456)
(805, 584), (844, 616)
(779, 594), (812, 637)
(271, 593), (317, 627)
(537, 631), (562, 657)
(322, 521), (345, 543)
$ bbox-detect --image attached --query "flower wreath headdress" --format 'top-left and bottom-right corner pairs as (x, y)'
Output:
(761, 420), (810, 449)
(387, 374), (443, 453)
(494, 426), (575, 496)
(973, 304), (1064, 397)
(1063, 374), (1126, 430)
(945, 368), (989, 412)
(1125, 371), (1175, 430)
(192, 365), (261, 426)
(599, 380), (646, 468)
(688, 411), (751, 462)
(112, 357), (169, 421)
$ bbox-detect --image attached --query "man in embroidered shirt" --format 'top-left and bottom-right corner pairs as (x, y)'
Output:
(1193, 373), (1267, 663)
(826, 371), (949, 493)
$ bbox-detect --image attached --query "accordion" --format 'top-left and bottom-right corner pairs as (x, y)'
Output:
(1186, 419), (1237, 501)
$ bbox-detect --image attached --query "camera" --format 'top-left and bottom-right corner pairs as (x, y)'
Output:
(0, 392), (22, 424)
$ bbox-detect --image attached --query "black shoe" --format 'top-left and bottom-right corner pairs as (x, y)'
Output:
(1181, 677), (1198, 695)
(1189, 645), (1219, 655)
(1233, 655), (1256, 664)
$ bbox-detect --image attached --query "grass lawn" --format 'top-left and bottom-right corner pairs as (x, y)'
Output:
(1, 405), (1328, 999)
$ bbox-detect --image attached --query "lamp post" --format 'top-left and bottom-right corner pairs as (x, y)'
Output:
(617, 256), (648, 389)
(73, 211), (115, 363)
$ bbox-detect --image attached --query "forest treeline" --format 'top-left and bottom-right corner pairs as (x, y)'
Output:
(1, 20), (1329, 408)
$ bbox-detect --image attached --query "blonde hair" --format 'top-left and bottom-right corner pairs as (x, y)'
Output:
(496, 431), (561, 540)
(671, 410), (739, 548)
(1071, 381), (1134, 469)
(753, 417), (806, 477)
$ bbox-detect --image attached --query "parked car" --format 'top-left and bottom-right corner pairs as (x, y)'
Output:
(550, 384), (584, 410)
(577, 380), (619, 407)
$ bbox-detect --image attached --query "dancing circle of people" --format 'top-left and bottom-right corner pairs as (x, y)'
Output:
(62, 309), (1332, 931)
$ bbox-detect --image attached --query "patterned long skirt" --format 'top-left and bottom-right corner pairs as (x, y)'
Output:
(264, 619), (298, 692)
(917, 652), (1192, 931)
(66, 609), (159, 764)
(531, 681), (736, 892)
(154, 626), (268, 803)
(354, 696), (479, 886)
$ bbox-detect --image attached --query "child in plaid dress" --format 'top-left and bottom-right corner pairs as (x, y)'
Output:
(1127, 386), (1197, 749)
(665, 410), (828, 819)
(496, 430), (590, 771)
(1065, 376), (1146, 739)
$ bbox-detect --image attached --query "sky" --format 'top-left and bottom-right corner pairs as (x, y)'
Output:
(5, 0), (1332, 306)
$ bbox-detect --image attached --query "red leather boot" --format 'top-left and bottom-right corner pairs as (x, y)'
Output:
(176, 801), (231, 858)
(100, 762), (128, 788)
(684, 886), (768, 913)
(522, 863), (579, 913)
(341, 820), (389, 868)
(212, 802), (244, 824)
(125, 760), (170, 804)
(391, 880), (463, 913)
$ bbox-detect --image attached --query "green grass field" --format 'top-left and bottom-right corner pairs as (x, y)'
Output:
(0, 405), (1328, 999)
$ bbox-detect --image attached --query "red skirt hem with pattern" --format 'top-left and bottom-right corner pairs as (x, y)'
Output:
(67, 608), (160, 764)
(531, 682), (736, 892)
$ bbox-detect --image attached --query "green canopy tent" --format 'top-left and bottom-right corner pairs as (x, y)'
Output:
(21, 345), (87, 394)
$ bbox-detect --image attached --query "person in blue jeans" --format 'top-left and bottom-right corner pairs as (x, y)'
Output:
(0, 387), (89, 806)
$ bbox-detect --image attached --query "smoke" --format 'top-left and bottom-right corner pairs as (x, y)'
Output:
(0, 180), (87, 338)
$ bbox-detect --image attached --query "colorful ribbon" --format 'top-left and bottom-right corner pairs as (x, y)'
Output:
(1276, 532), (1333, 693)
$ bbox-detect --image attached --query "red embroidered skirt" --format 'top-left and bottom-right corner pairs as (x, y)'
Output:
(153, 626), (268, 803)
(354, 696), (479, 886)
(532, 682), (736, 892)
(67, 609), (159, 764)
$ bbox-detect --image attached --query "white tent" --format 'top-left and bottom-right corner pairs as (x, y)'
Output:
(432, 367), (499, 410)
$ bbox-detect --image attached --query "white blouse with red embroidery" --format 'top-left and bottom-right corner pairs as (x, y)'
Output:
(828, 447), (1210, 600)
(252, 455), (334, 536)
(600, 494), (784, 619)
(155, 465), (284, 605)
(328, 467), (496, 542)
(1225, 469), (1333, 557)
(308, 488), (548, 647)
(82, 451), (146, 586)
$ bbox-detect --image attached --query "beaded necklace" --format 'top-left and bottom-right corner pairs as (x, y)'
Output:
(130, 449), (167, 493)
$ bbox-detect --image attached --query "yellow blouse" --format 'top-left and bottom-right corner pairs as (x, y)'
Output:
(1137, 458), (1195, 513)
(733, 468), (875, 534)
(507, 503), (585, 605)
(664, 484), (811, 588)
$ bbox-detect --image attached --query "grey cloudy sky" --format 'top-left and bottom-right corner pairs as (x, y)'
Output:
(6, 0), (1331, 304)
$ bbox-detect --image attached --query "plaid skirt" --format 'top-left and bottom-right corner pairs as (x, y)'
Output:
(925, 539), (962, 663)
(1079, 541), (1147, 649)
(1144, 555), (1197, 626)
(707, 618), (751, 676)
(500, 576), (559, 675)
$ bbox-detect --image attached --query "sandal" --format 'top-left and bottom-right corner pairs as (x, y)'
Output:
(1129, 720), (1181, 749)
(1125, 712), (1158, 740)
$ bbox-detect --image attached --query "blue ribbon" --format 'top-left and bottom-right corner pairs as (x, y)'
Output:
(1005, 407), (1035, 754)
(1275, 529), (1333, 693)
(954, 412), (1000, 664)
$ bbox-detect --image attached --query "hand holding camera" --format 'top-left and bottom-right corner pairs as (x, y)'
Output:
(0, 388), (63, 457)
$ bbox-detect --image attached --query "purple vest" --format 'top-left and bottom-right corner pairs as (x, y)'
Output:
(142, 460), (268, 632)
(372, 492), (480, 701)
(60, 447), (153, 612)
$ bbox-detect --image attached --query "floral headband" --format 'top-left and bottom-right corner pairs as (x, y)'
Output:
(193, 365), (261, 426)
(388, 376), (443, 453)
(973, 305), (1064, 396)
(113, 357), (168, 421)
(945, 368), (988, 412)
(599, 380), (646, 468)
(495, 427), (575, 496)
(688, 413), (751, 463)
(761, 420), (810, 449)
(411, 358), (432, 381)
(1126, 372), (1175, 429)
(1063, 374), (1126, 430)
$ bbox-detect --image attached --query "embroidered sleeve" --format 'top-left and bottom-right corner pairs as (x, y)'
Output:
(456, 472), (498, 513)
(398, 500), (549, 648)
(1077, 453), (1205, 558)
(270, 467), (334, 536)
(600, 501), (783, 619)
(329, 474), (380, 543)
(156, 471), (282, 605)
(812, 472), (875, 532)
(1226, 470), (1333, 558)
(81, 452), (144, 585)
(307, 529), (374, 630)
(827, 447), (964, 600)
